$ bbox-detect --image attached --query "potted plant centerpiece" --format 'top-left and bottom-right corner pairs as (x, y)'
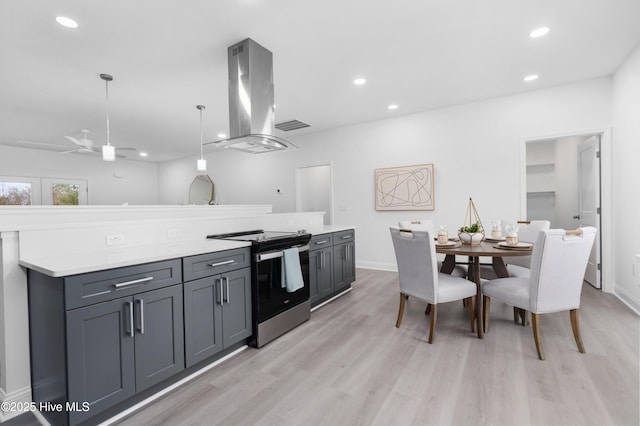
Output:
(458, 198), (485, 245)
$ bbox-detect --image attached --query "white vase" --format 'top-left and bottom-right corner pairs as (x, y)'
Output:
(459, 232), (483, 245)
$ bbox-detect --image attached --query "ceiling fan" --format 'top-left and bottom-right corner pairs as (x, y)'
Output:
(14, 129), (137, 157)
(62, 129), (99, 154)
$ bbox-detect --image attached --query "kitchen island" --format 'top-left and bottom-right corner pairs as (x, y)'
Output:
(0, 205), (329, 423)
(1, 205), (354, 424)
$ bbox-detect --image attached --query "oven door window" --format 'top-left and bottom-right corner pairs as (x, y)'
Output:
(256, 250), (310, 322)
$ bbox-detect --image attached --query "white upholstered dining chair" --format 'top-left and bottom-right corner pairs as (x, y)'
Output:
(390, 227), (477, 343)
(482, 227), (597, 360)
(398, 219), (467, 277)
(480, 220), (551, 280)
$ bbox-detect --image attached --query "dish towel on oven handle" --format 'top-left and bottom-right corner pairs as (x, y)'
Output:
(282, 247), (304, 293)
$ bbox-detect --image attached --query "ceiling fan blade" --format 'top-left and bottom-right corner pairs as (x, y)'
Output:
(60, 149), (78, 154)
(16, 140), (69, 149)
(114, 147), (137, 151)
(65, 135), (84, 146)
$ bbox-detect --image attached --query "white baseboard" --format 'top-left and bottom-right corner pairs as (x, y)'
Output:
(0, 385), (33, 422)
(356, 261), (397, 272)
(613, 284), (640, 316)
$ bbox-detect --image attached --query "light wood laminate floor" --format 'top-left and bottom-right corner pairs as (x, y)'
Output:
(116, 268), (639, 426)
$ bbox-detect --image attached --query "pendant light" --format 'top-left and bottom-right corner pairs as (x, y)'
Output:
(100, 73), (116, 161)
(196, 104), (207, 172)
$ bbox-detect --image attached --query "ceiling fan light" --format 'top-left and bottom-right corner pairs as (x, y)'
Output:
(102, 144), (115, 161)
(197, 158), (207, 172)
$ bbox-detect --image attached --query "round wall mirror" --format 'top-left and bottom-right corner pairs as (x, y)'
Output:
(188, 174), (214, 205)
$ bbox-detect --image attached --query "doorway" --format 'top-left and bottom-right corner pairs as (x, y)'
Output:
(524, 133), (602, 288)
(295, 164), (333, 225)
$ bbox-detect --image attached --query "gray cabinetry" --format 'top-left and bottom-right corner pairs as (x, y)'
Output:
(309, 229), (355, 308)
(309, 234), (334, 305)
(29, 259), (184, 426)
(333, 229), (356, 292)
(183, 248), (252, 367)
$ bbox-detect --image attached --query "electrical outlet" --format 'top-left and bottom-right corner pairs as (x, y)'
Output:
(106, 234), (125, 246)
(167, 229), (181, 239)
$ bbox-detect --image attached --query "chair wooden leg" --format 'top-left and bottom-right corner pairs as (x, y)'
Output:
(513, 307), (519, 324)
(531, 313), (545, 360)
(395, 293), (406, 328)
(482, 296), (490, 333)
(570, 309), (586, 354)
(467, 297), (475, 333)
(428, 304), (437, 344)
(425, 304), (431, 315)
(520, 309), (529, 326)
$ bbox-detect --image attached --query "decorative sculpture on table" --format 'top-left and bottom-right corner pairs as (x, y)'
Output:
(458, 197), (485, 245)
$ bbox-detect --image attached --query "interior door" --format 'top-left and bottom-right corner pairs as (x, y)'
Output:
(577, 135), (601, 288)
(296, 164), (333, 225)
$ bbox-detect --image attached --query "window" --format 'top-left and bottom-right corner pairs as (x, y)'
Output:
(0, 176), (41, 205)
(42, 178), (87, 205)
(0, 176), (87, 205)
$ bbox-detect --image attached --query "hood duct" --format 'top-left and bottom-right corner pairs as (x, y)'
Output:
(206, 38), (297, 154)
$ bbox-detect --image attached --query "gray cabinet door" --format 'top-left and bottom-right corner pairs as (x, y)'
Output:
(134, 285), (185, 392)
(184, 276), (224, 367)
(310, 248), (334, 306)
(222, 268), (252, 348)
(309, 250), (320, 304)
(66, 297), (135, 425)
(333, 242), (355, 291)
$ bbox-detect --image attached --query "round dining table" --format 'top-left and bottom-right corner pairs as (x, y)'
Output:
(436, 240), (533, 339)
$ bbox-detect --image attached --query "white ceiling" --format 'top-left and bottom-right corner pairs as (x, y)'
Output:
(1, 0), (639, 162)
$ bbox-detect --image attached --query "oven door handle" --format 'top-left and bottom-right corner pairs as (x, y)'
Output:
(256, 245), (309, 262)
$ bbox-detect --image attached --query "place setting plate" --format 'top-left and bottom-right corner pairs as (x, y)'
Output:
(435, 241), (458, 247)
(494, 241), (533, 250)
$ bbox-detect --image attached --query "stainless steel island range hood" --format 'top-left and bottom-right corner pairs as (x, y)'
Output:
(206, 38), (297, 154)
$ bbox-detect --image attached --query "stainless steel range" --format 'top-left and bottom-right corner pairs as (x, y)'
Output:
(207, 230), (311, 347)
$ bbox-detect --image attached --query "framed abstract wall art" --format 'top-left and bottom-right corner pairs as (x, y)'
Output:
(374, 163), (435, 211)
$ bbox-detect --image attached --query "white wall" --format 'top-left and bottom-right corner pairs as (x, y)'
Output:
(0, 145), (159, 204)
(159, 77), (613, 271)
(612, 44), (640, 312)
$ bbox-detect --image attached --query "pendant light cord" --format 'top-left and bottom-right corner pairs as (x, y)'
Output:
(105, 78), (110, 147)
(197, 105), (205, 159)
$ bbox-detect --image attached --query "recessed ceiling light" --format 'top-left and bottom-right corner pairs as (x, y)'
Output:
(388, 104), (399, 110)
(217, 133), (227, 138)
(523, 74), (539, 82)
(529, 27), (550, 38)
(354, 78), (366, 85)
(139, 152), (148, 157)
(55, 16), (78, 29)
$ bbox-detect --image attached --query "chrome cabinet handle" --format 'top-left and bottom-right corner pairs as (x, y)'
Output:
(341, 235), (352, 240)
(316, 252), (322, 270)
(113, 276), (153, 289)
(208, 259), (235, 268)
(225, 277), (230, 304)
(314, 240), (328, 245)
(125, 301), (134, 337)
(321, 251), (325, 270)
(136, 299), (144, 334)
(218, 279), (224, 306)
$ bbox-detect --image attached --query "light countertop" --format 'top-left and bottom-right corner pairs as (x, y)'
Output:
(19, 239), (250, 278)
(19, 226), (355, 278)
(305, 225), (355, 236)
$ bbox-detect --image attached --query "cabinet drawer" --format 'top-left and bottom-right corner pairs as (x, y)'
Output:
(183, 248), (250, 282)
(333, 229), (355, 244)
(64, 259), (182, 310)
(309, 234), (333, 251)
